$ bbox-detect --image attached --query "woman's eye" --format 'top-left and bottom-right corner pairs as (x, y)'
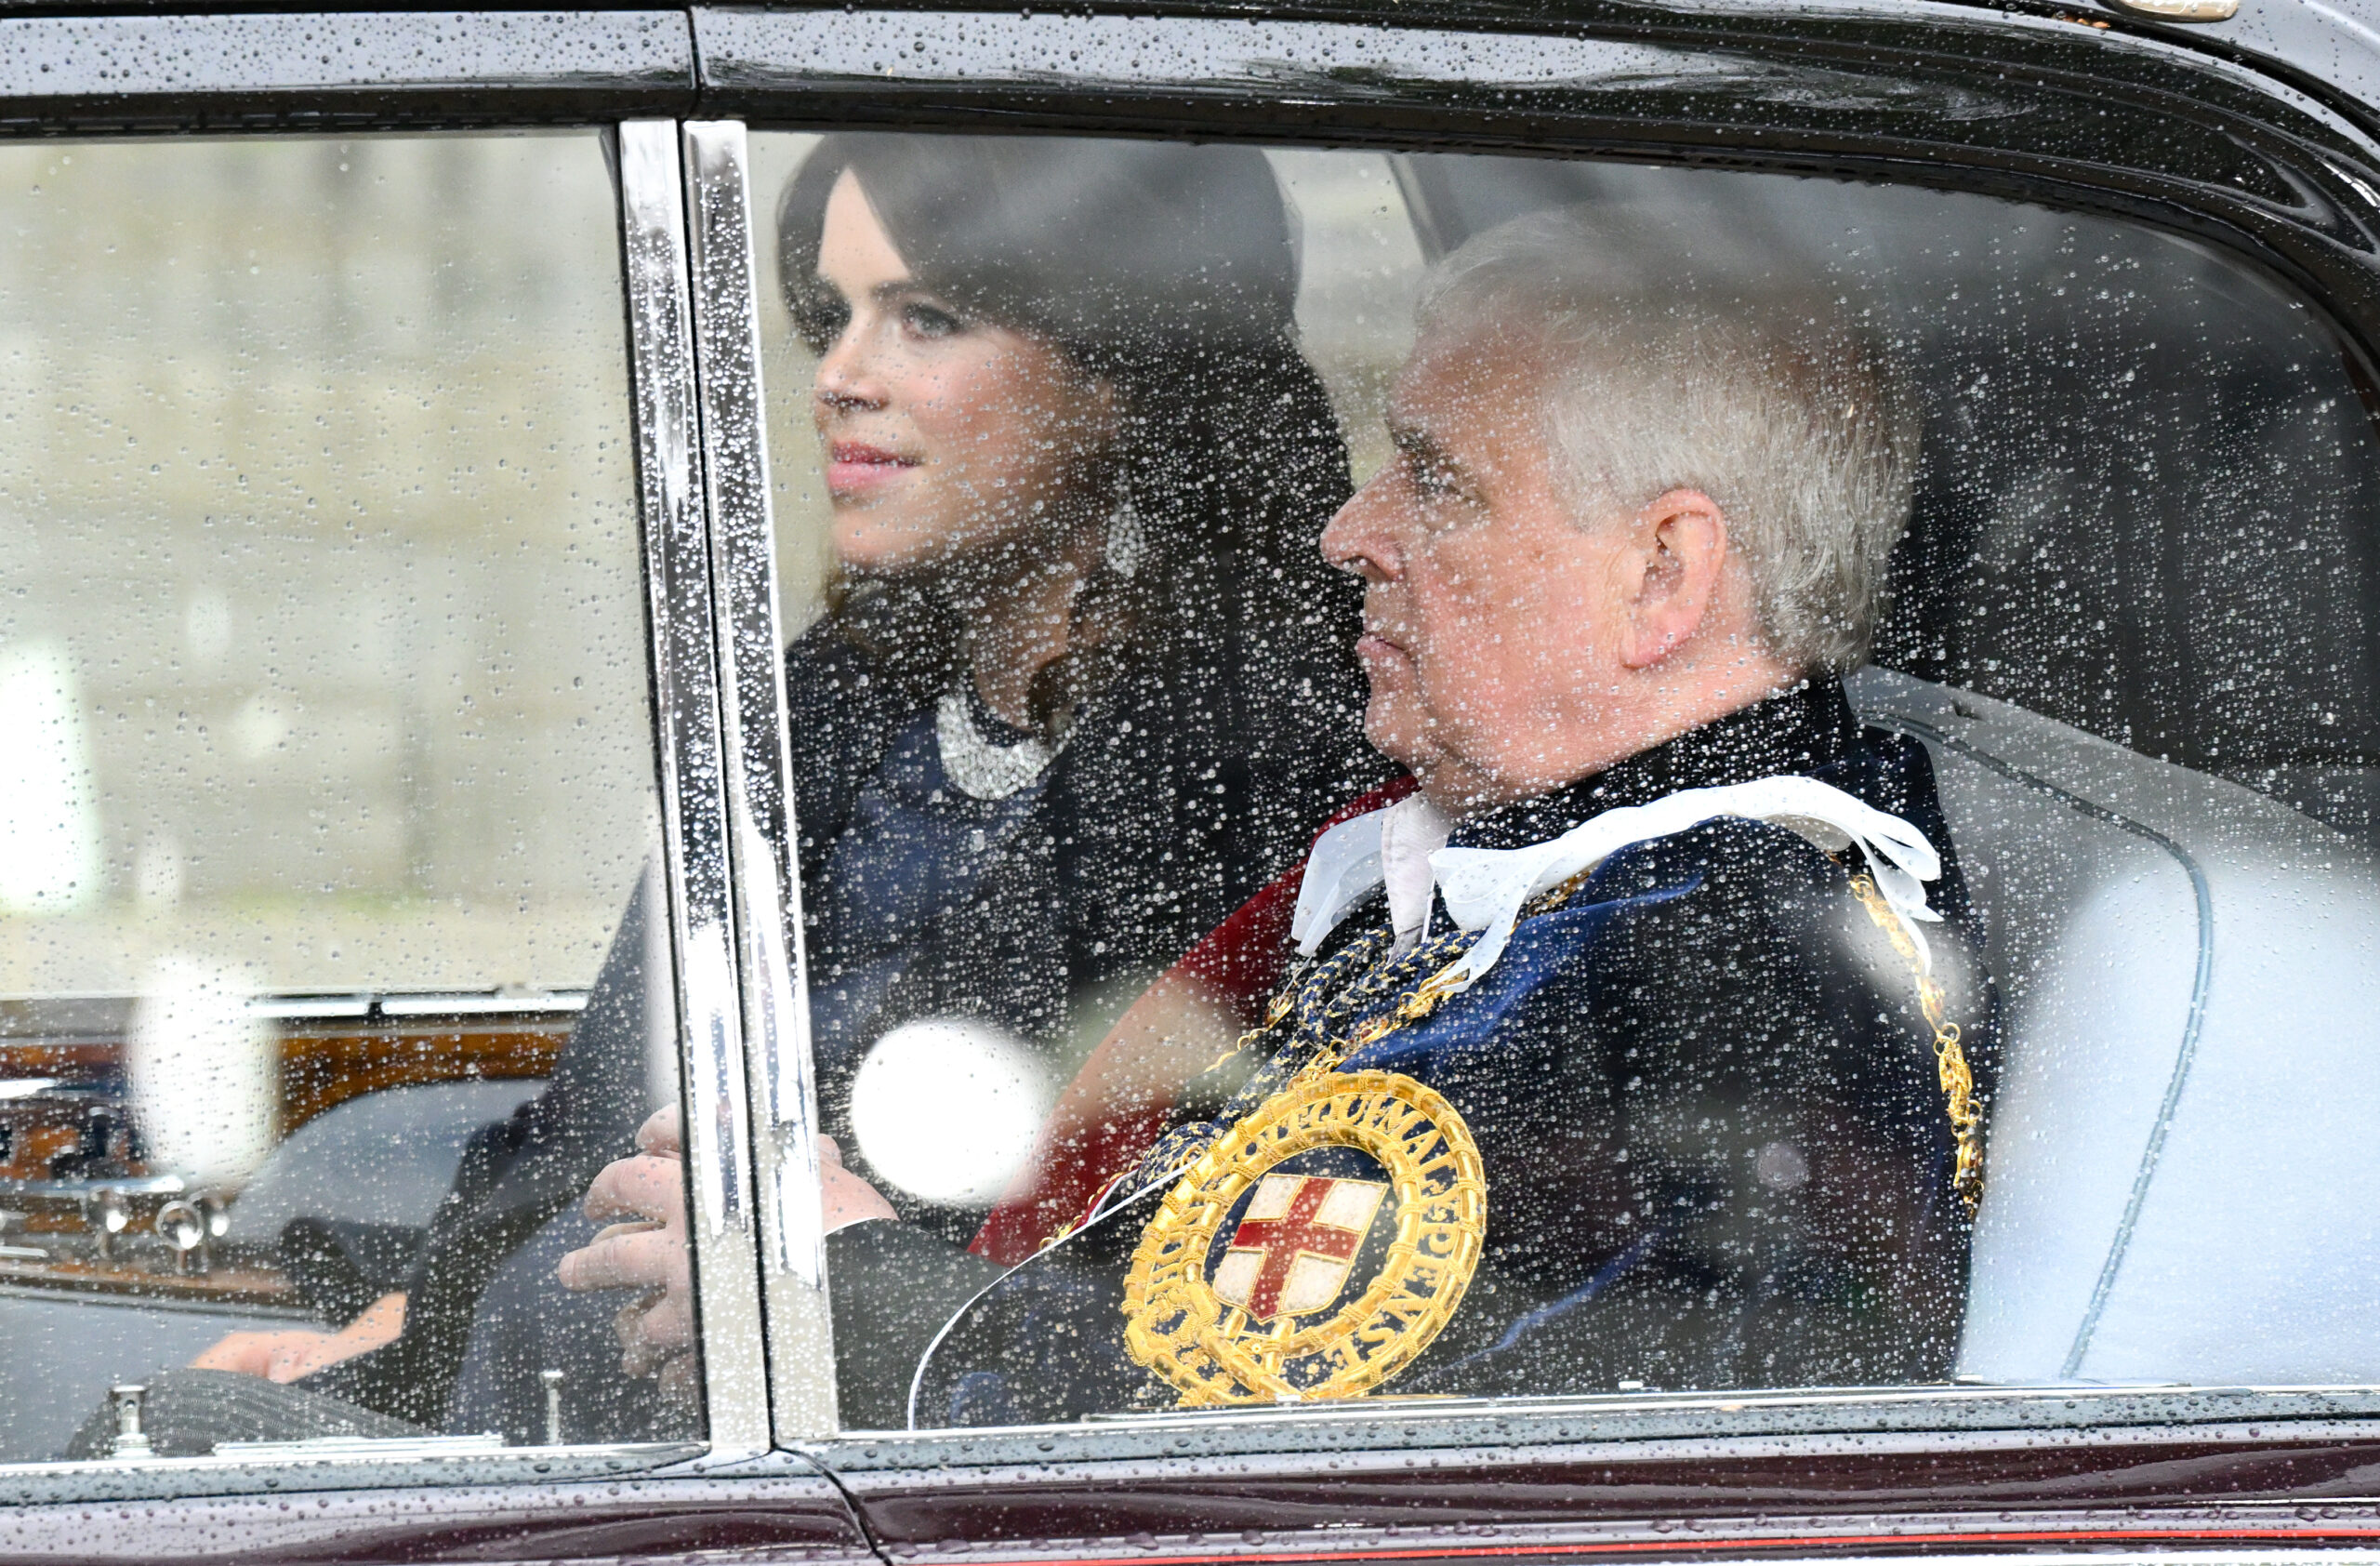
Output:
(795, 292), (851, 352)
(901, 301), (965, 339)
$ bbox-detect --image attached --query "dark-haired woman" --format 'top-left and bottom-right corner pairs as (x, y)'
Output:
(774, 135), (1374, 1237)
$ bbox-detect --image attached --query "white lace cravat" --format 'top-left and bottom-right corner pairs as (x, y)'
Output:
(1379, 794), (1452, 954)
(1291, 775), (1944, 1000)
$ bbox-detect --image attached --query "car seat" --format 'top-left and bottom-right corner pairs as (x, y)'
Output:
(1848, 668), (2380, 1385)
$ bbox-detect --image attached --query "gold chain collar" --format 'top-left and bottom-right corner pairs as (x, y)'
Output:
(1844, 870), (1986, 1217)
(1236, 861), (1981, 1215)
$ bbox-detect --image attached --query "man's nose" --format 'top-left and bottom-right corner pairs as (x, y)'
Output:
(1319, 471), (1402, 584)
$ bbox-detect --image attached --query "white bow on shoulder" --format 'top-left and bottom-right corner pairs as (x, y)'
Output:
(1290, 775), (1944, 1001)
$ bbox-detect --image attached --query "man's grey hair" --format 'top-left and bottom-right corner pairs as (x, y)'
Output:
(1416, 205), (1918, 675)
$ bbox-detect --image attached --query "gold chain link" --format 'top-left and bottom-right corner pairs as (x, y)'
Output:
(1844, 871), (1985, 1218)
(1353, 867), (1598, 1057)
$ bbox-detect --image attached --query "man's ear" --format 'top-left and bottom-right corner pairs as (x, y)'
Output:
(1618, 488), (1729, 670)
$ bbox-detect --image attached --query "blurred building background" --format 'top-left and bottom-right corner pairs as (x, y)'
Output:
(0, 132), (653, 999)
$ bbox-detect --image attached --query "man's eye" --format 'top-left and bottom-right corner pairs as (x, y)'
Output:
(1407, 452), (1456, 499)
(901, 302), (965, 339)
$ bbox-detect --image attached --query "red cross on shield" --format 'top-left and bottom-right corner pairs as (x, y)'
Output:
(1211, 1173), (1389, 1322)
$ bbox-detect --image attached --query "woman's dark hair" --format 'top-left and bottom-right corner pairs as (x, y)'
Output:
(777, 134), (1358, 733)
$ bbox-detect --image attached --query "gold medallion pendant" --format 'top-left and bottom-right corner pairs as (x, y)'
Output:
(1121, 1069), (1487, 1406)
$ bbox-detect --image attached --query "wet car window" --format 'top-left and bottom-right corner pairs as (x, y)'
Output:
(732, 131), (2380, 1433)
(0, 133), (694, 1462)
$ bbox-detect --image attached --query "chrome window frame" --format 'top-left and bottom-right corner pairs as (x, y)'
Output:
(618, 118), (776, 1462)
(0, 9), (694, 129)
(678, 117), (839, 1442)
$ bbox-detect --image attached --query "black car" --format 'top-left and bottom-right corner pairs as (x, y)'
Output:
(8, 0), (2380, 1558)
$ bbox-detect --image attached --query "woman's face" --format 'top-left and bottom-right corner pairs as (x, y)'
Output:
(809, 169), (1116, 581)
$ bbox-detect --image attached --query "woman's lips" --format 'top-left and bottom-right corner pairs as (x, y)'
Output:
(826, 442), (918, 494)
(1355, 630), (1408, 662)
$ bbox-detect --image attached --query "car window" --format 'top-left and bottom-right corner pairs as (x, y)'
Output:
(0, 133), (694, 1465)
(743, 130), (2380, 1435)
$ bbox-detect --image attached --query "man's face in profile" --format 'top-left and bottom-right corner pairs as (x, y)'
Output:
(1321, 324), (1636, 812)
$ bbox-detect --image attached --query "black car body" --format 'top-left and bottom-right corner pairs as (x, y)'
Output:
(7, 0), (2380, 1559)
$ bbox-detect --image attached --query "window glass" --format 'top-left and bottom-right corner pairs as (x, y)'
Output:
(0, 134), (693, 1463)
(735, 131), (2380, 1432)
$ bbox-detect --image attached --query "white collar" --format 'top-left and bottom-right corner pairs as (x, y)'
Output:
(1289, 774), (1943, 1001)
